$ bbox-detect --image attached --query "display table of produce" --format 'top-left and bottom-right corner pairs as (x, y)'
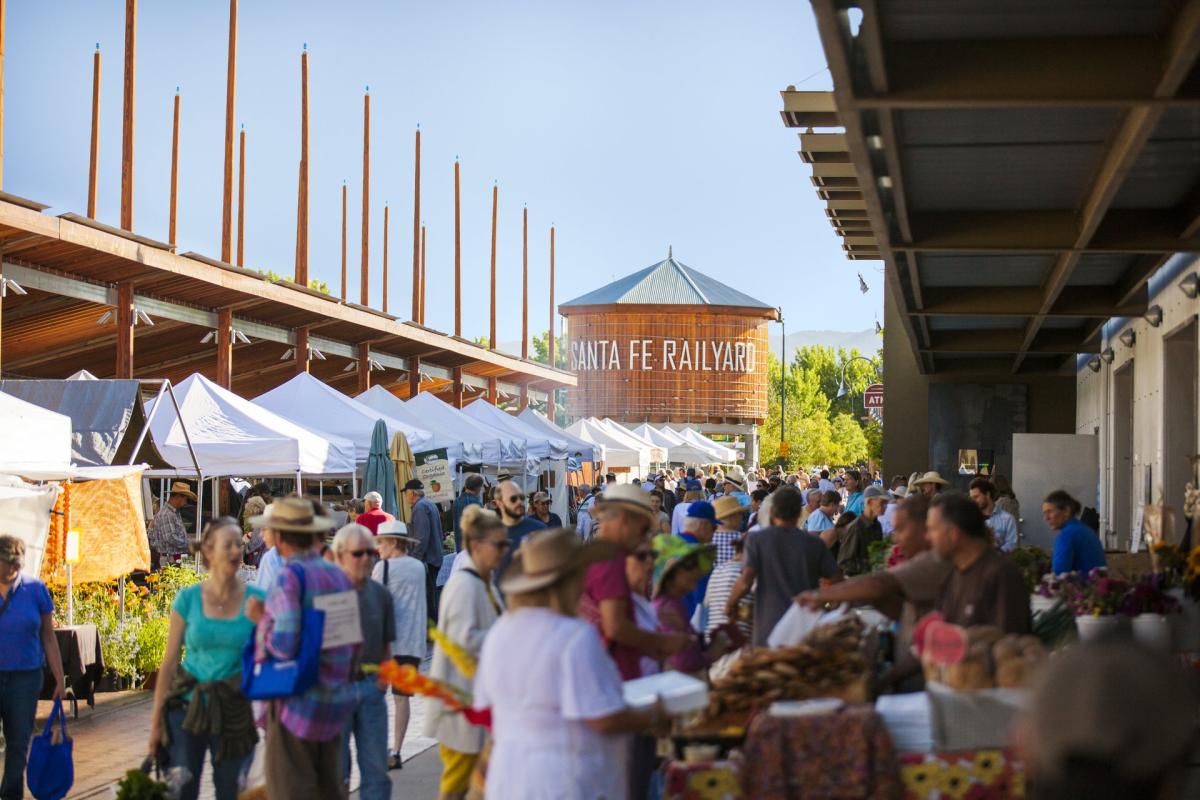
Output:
(898, 749), (1024, 800)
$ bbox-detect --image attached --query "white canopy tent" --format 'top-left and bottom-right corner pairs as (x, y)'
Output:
(404, 392), (527, 467)
(462, 400), (570, 462)
(254, 373), (433, 465)
(356, 385), (484, 464)
(567, 418), (648, 472)
(150, 373), (356, 477)
(597, 419), (668, 463)
(518, 408), (602, 463)
(631, 423), (713, 464)
(0, 392), (73, 474)
(654, 425), (727, 462)
(667, 426), (738, 462)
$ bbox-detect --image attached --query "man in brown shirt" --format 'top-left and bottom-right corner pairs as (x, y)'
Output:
(928, 492), (1030, 634)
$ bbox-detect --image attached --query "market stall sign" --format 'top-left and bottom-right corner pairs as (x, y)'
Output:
(414, 449), (455, 503)
(863, 383), (884, 409)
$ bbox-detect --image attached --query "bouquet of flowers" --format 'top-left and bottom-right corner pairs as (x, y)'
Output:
(1120, 573), (1181, 616)
(1069, 569), (1130, 617)
(1151, 542), (1200, 600)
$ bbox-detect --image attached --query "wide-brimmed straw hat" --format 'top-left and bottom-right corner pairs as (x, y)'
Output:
(168, 481), (197, 501)
(499, 528), (618, 596)
(912, 470), (950, 487)
(595, 484), (656, 523)
(250, 496), (333, 533)
(376, 520), (421, 546)
(651, 534), (715, 598)
(711, 495), (743, 522)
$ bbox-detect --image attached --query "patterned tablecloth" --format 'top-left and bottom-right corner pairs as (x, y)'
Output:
(898, 749), (1025, 799)
(663, 760), (743, 800)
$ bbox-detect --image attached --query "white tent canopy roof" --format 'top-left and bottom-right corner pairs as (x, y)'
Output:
(151, 373), (356, 476)
(567, 418), (647, 471)
(253, 372), (432, 465)
(666, 426), (738, 462)
(518, 408), (602, 463)
(0, 392), (72, 474)
(404, 392), (527, 466)
(596, 419), (667, 463)
(654, 425), (727, 462)
(462, 400), (570, 461)
(631, 423), (714, 464)
(356, 385), (482, 463)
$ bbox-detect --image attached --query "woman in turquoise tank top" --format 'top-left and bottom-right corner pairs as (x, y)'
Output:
(148, 518), (264, 800)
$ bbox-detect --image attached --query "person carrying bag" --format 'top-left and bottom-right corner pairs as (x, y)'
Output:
(26, 697), (71, 800)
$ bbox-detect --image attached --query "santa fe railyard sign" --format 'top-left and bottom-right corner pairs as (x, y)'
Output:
(569, 338), (759, 372)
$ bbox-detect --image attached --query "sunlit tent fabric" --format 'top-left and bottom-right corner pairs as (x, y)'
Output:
(45, 467), (150, 582)
(149, 373), (356, 476)
(567, 418), (647, 472)
(364, 419), (399, 517)
(404, 392), (526, 466)
(518, 408), (602, 462)
(0, 475), (59, 577)
(462, 400), (570, 461)
(0, 392), (72, 474)
(631, 423), (712, 464)
(357, 385), (484, 464)
(0, 378), (170, 468)
(669, 426), (737, 462)
(253, 373), (433, 465)
(596, 419), (667, 463)
(654, 425), (727, 462)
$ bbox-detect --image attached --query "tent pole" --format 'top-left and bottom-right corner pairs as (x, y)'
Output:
(129, 379), (167, 466)
(194, 476), (204, 573)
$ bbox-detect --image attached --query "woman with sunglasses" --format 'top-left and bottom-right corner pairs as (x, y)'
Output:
(424, 505), (507, 800)
(625, 543), (661, 679)
(148, 518), (262, 800)
(372, 521), (428, 771)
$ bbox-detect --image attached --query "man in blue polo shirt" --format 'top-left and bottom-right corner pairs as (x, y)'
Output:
(678, 500), (717, 621)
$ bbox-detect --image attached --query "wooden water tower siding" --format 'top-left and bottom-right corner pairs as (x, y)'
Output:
(562, 303), (772, 425)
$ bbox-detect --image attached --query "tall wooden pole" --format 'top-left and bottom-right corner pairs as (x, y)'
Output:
(236, 126), (246, 266)
(115, 282), (134, 378)
(360, 89), (370, 306)
(411, 128), (420, 320)
(420, 224), (426, 324)
(168, 88), (179, 243)
(216, 308), (233, 389)
(294, 45), (309, 285)
(547, 225), (556, 419)
(489, 182), (498, 349)
(382, 203), (389, 313)
(120, 0), (136, 230)
(0, 0), (5, 190)
(88, 45), (101, 218)
(454, 159), (461, 336)
(220, 0), (238, 263)
(340, 182), (347, 300)
(521, 205), (528, 358)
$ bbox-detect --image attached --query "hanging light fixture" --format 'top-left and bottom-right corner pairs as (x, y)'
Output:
(1119, 329), (1136, 348)
(1086, 356), (1101, 373)
(0, 276), (27, 298)
(96, 310), (114, 325)
(1100, 346), (1115, 364)
(1144, 305), (1164, 327)
(1180, 272), (1200, 299)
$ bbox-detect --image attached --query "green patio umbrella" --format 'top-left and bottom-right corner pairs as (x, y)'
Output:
(363, 418), (399, 517)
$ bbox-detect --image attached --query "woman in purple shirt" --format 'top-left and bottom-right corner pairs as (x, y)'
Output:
(0, 535), (64, 800)
(650, 536), (733, 676)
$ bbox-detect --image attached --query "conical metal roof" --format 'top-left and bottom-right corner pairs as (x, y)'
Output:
(561, 249), (773, 310)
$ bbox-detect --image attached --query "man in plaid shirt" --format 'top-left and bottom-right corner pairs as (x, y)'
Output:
(710, 496), (746, 570)
(246, 498), (358, 800)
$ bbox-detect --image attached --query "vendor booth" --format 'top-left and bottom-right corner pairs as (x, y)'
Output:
(596, 418), (667, 464)
(568, 417), (649, 476)
(405, 391), (527, 467)
(665, 425), (737, 463)
(357, 385), (486, 466)
(632, 423), (714, 465)
(0, 391), (73, 475)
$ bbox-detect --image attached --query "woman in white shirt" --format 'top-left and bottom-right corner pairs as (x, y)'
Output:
(424, 506), (507, 800)
(474, 529), (665, 800)
(372, 521), (428, 770)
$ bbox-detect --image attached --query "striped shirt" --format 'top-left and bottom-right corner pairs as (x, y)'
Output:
(704, 560), (752, 639)
(257, 552), (358, 742)
(712, 529), (743, 570)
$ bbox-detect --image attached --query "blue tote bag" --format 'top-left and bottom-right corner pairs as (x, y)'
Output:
(242, 564), (325, 700)
(27, 697), (72, 800)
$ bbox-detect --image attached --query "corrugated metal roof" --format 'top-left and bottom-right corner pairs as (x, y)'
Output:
(561, 251), (774, 309)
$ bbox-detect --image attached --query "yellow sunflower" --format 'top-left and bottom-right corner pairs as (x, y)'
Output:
(939, 763), (973, 800)
(1011, 769), (1026, 798)
(900, 763), (935, 794)
(972, 750), (1006, 785)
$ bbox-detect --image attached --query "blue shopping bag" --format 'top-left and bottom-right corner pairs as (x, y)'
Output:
(27, 697), (72, 800)
(241, 564), (325, 700)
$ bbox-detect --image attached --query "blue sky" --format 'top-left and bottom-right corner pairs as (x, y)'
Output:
(7, 1), (882, 344)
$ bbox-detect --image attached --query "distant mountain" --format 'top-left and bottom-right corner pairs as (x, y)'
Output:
(769, 329), (882, 359)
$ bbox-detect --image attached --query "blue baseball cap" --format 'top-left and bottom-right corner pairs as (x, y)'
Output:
(685, 478), (703, 491)
(686, 501), (716, 522)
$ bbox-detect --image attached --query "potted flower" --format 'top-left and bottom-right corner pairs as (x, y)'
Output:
(1033, 571), (1082, 615)
(1151, 542), (1200, 651)
(1070, 569), (1130, 641)
(1120, 574), (1180, 651)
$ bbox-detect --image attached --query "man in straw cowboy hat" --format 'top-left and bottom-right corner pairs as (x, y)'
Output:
(475, 527), (668, 800)
(912, 470), (950, 498)
(147, 481), (196, 569)
(244, 497), (359, 800)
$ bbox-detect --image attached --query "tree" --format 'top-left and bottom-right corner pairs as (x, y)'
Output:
(531, 330), (568, 369)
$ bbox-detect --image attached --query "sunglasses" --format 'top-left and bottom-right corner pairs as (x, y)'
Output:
(504, 494), (527, 503)
(347, 549), (373, 558)
(632, 550), (655, 562)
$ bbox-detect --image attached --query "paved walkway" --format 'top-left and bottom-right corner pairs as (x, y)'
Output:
(30, 682), (439, 799)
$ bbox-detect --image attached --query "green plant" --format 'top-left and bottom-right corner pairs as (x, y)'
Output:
(135, 616), (170, 677)
(114, 768), (169, 800)
(867, 539), (892, 573)
(1009, 546), (1052, 592)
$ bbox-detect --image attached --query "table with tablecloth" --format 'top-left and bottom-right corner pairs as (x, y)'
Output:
(41, 623), (104, 715)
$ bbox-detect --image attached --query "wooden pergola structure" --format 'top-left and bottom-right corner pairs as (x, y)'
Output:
(0, 193), (574, 406)
(784, 0), (1200, 376)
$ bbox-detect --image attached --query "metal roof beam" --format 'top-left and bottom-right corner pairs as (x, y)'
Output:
(918, 285), (1146, 318)
(924, 328), (1099, 354)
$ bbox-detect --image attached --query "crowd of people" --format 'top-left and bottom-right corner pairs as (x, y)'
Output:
(117, 454), (1200, 800)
